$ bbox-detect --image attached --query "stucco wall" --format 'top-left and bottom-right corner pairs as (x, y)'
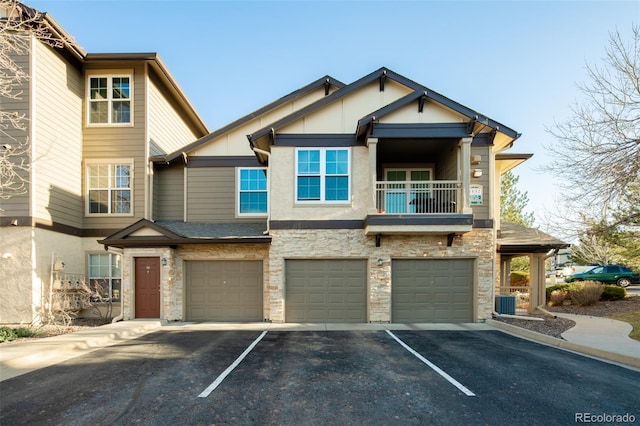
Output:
(269, 145), (370, 221)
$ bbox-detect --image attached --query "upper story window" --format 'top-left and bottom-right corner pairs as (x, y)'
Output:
(238, 167), (268, 215)
(88, 75), (132, 125)
(87, 162), (132, 215)
(296, 148), (350, 203)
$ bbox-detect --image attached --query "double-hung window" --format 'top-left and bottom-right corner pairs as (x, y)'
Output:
(296, 148), (350, 203)
(87, 162), (132, 215)
(238, 167), (268, 215)
(88, 253), (122, 302)
(88, 75), (132, 125)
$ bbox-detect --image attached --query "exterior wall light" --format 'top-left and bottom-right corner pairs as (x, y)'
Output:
(473, 169), (483, 178)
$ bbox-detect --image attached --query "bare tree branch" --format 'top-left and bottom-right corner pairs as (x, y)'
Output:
(0, 1), (69, 200)
(544, 25), (640, 206)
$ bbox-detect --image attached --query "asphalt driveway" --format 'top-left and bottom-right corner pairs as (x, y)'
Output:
(1, 329), (638, 425)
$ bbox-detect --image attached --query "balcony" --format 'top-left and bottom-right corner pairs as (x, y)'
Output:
(364, 180), (473, 236)
(374, 180), (460, 214)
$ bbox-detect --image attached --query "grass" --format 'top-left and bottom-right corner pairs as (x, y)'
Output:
(608, 311), (640, 342)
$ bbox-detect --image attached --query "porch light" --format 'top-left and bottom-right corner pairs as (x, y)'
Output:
(161, 257), (167, 266)
(473, 169), (483, 178)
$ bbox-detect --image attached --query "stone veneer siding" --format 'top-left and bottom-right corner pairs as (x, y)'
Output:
(120, 230), (495, 322)
(121, 244), (269, 321)
(267, 228), (496, 323)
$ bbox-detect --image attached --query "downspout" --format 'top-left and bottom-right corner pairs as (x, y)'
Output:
(107, 246), (125, 323)
(251, 147), (271, 235)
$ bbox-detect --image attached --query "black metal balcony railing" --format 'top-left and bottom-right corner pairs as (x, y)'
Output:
(375, 180), (460, 214)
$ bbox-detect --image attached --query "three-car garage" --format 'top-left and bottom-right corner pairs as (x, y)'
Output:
(183, 258), (474, 323)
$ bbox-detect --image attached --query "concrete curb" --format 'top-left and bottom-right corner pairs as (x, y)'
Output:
(486, 319), (640, 370)
(1, 320), (164, 382)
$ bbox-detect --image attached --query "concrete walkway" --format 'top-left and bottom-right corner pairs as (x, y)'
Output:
(1, 315), (639, 382)
(556, 313), (640, 359)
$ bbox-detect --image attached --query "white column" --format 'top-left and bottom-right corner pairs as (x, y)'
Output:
(459, 137), (473, 214)
(367, 138), (378, 214)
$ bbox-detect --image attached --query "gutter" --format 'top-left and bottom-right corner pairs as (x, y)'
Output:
(250, 147), (272, 235)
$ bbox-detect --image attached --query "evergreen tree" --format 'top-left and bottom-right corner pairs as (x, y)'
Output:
(500, 171), (535, 227)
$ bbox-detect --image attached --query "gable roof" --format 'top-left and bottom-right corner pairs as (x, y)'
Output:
(10, 2), (208, 137)
(156, 75), (346, 163)
(496, 153), (534, 174)
(98, 219), (271, 248)
(497, 222), (569, 254)
(248, 67), (521, 152)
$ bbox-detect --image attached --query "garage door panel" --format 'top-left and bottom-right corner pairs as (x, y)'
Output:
(286, 260), (366, 323)
(185, 261), (263, 321)
(392, 259), (473, 323)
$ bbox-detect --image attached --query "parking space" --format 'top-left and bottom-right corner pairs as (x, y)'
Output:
(1, 329), (639, 425)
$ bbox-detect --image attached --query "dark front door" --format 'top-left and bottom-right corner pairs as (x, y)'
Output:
(135, 257), (160, 318)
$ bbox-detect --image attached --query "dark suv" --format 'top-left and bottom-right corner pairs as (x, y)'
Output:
(565, 265), (640, 287)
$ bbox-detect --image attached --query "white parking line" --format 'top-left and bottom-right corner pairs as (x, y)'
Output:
(385, 330), (476, 397)
(198, 330), (268, 398)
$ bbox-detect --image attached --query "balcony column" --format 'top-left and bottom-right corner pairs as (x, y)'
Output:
(459, 137), (473, 214)
(367, 137), (378, 214)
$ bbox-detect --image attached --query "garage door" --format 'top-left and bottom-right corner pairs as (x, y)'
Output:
(185, 261), (263, 321)
(392, 259), (474, 323)
(285, 260), (367, 323)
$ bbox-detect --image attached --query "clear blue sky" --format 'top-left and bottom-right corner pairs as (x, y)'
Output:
(28, 0), (639, 235)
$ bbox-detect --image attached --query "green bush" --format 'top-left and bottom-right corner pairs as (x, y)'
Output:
(546, 284), (570, 301)
(568, 281), (604, 306)
(0, 326), (39, 343)
(601, 285), (626, 301)
(510, 271), (529, 286)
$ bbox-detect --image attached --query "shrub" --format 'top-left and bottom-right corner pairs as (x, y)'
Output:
(548, 289), (568, 307)
(568, 281), (604, 306)
(0, 326), (39, 343)
(510, 271), (529, 286)
(546, 284), (570, 301)
(601, 285), (626, 301)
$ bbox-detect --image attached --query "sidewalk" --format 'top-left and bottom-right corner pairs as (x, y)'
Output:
(488, 313), (640, 370)
(2, 315), (639, 382)
(0, 320), (164, 382)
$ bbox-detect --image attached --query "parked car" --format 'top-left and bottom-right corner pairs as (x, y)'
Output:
(558, 264), (599, 278)
(564, 265), (640, 287)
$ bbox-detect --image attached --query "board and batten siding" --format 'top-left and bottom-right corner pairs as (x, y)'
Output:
(33, 41), (84, 228)
(153, 163), (184, 221)
(82, 63), (147, 230)
(147, 68), (201, 157)
(0, 35), (31, 218)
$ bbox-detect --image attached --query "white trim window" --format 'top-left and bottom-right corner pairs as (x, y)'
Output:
(296, 148), (350, 203)
(238, 167), (268, 215)
(88, 75), (132, 125)
(87, 162), (133, 215)
(88, 253), (122, 302)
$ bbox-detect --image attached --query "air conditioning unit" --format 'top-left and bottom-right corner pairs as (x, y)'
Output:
(495, 295), (516, 315)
